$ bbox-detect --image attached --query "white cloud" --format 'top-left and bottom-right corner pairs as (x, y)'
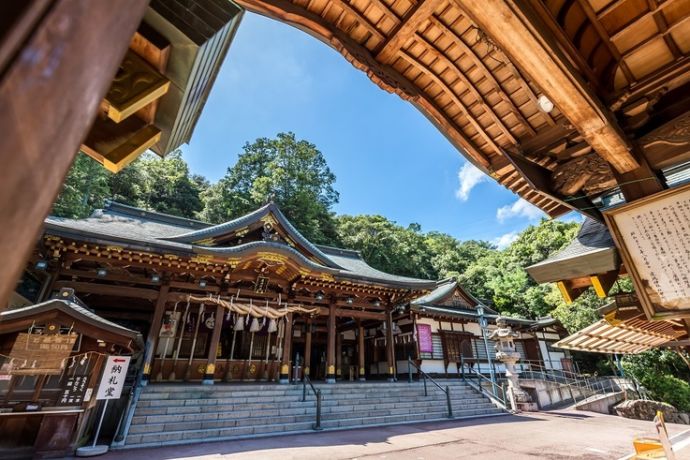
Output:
(492, 232), (519, 249)
(496, 198), (544, 223)
(455, 162), (487, 201)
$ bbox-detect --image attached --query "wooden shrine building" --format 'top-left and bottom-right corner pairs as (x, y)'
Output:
(5, 0), (690, 331)
(0, 288), (142, 459)
(12, 201), (563, 386)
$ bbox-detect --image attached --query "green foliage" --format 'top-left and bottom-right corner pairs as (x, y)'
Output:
(54, 134), (592, 326)
(646, 375), (690, 411)
(200, 133), (339, 244)
(334, 215), (437, 279)
(53, 151), (205, 220)
(52, 153), (112, 218)
(545, 286), (601, 334)
(622, 349), (690, 410)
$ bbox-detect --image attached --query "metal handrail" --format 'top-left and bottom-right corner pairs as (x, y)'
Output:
(459, 357), (508, 411)
(301, 374), (322, 430)
(407, 357), (453, 418)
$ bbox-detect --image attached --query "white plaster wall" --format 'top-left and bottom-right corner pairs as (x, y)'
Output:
(415, 316), (439, 331)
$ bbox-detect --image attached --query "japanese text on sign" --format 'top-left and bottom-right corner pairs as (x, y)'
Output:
(96, 356), (130, 400)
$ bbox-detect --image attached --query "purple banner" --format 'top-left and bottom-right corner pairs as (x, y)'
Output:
(417, 324), (433, 353)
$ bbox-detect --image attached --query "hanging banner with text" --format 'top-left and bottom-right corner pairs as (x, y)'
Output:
(417, 324), (433, 353)
(96, 356), (130, 400)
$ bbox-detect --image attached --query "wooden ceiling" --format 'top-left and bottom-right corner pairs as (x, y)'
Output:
(235, 0), (690, 217)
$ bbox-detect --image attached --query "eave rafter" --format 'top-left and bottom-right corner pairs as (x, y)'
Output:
(235, 0), (664, 216)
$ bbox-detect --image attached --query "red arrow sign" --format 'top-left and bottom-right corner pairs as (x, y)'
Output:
(113, 358), (126, 363)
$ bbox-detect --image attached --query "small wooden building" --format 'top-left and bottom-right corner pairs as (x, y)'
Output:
(0, 288), (142, 459)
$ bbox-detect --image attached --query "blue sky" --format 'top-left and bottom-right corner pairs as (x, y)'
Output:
(181, 13), (578, 248)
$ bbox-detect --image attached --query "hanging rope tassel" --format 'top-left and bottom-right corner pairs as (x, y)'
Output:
(249, 299), (261, 332)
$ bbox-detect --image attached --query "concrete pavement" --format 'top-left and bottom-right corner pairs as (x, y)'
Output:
(96, 410), (690, 459)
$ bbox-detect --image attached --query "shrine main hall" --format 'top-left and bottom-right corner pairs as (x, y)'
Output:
(13, 201), (565, 387)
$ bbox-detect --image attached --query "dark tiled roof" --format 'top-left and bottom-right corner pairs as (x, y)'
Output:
(1, 298), (142, 346)
(526, 218), (620, 283)
(163, 202), (341, 269)
(44, 202), (436, 289)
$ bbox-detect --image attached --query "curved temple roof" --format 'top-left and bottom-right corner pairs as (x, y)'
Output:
(44, 201), (437, 289)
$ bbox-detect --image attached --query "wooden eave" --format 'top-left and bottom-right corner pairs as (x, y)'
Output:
(233, 0), (690, 215)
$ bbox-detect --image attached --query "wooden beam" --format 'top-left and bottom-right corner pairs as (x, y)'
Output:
(0, 0), (149, 309)
(54, 280), (159, 300)
(335, 308), (385, 320)
(414, 32), (517, 144)
(574, 0), (636, 85)
(329, 0), (385, 42)
(459, 0), (639, 173)
(376, 0), (441, 63)
(428, 15), (536, 135)
(400, 50), (504, 156)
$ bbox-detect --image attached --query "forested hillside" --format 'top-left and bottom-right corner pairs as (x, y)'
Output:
(53, 133), (608, 332)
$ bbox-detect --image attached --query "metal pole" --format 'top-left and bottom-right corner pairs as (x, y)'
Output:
(423, 375), (427, 396)
(446, 386), (453, 418)
(314, 389), (322, 430)
(92, 399), (109, 447)
(408, 356), (413, 383)
(480, 327), (496, 395)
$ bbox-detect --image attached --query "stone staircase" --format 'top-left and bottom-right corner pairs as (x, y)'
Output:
(124, 380), (504, 448)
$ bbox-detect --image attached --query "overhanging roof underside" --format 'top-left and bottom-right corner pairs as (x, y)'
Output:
(554, 318), (685, 354)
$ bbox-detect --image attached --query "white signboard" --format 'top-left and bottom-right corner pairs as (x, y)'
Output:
(96, 356), (130, 400)
(605, 182), (690, 319)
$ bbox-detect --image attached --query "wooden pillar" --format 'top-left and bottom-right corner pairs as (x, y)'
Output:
(304, 318), (312, 378)
(357, 319), (366, 381)
(0, 0), (149, 310)
(279, 313), (293, 384)
(336, 329), (342, 380)
(202, 305), (224, 384)
(326, 302), (336, 383)
(141, 284), (169, 384)
(385, 308), (395, 382)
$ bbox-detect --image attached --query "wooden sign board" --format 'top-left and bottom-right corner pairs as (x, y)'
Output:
(9, 333), (77, 375)
(604, 182), (690, 320)
(57, 375), (89, 406)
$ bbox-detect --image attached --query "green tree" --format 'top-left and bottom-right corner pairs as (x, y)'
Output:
(459, 218), (579, 318)
(335, 215), (437, 279)
(135, 151), (204, 218)
(52, 153), (111, 218)
(200, 132), (340, 244)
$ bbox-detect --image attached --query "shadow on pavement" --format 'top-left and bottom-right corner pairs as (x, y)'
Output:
(97, 414), (543, 460)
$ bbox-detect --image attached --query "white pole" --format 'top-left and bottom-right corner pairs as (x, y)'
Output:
(92, 399), (109, 447)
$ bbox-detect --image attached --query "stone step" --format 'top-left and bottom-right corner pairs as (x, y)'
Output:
(125, 409), (505, 447)
(126, 420), (317, 446)
(131, 398), (496, 430)
(143, 381), (469, 392)
(123, 381), (505, 448)
(139, 386), (473, 401)
(132, 396), (487, 417)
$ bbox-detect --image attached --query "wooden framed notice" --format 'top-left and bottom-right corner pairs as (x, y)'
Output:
(604, 182), (690, 320)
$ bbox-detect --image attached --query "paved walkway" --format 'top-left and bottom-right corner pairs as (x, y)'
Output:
(98, 411), (690, 460)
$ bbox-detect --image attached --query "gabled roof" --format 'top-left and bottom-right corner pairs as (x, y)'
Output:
(526, 218), (620, 284)
(0, 292), (143, 350)
(43, 202), (437, 289)
(409, 279), (561, 330)
(411, 279), (492, 311)
(163, 202), (342, 269)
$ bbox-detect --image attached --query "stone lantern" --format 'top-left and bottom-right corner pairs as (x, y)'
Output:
(488, 317), (537, 412)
